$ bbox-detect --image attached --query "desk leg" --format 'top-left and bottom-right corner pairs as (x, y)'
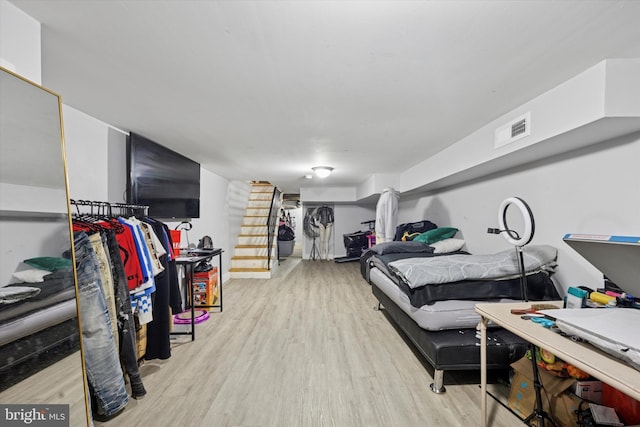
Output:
(189, 265), (195, 341)
(218, 253), (223, 312)
(479, 316), (489, 427)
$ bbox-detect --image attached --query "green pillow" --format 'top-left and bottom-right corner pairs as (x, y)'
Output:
(413, 227), (458, 244)
(24, 256), (72, 271)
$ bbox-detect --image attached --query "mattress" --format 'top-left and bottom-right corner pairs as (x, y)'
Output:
(0, 270), (76, 322)
(371, 267), (517, 330)
(368, 252), (560, 307)
(0, 299), (78, 346)
(0, 270), (77, 347)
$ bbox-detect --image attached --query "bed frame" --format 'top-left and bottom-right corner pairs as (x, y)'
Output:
(369, 270), (528, 393)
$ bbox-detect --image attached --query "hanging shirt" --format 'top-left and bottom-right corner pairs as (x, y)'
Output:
(118, 217), (156, 294)
(96, 219), (145, 290)
(375, 187), (399, 243)
(140, 221), (166, 276)
(315, 205), (334, 227)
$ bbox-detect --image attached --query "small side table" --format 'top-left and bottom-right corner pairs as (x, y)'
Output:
(173, 248), (223, 341)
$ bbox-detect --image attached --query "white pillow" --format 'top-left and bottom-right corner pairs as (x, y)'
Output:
(431, 238), (466, 254)
(12, 268), (51, 283)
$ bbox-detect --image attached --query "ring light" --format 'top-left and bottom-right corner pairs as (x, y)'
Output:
(498, 197), (535, 246)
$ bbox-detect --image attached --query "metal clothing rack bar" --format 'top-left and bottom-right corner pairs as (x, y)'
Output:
(70, 199), (149, 217)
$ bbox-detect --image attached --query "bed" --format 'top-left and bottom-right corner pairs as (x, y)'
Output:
(362, 240), (561, 392)
(0, 268), (79, 391)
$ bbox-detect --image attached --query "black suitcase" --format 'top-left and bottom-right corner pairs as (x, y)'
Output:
(394, 220), (437, 241)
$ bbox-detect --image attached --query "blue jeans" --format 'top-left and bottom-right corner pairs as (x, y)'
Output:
(75, 232), (129, 417)
(103, 229), (146, 396)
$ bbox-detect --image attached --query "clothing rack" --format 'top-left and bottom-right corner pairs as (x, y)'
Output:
(70, 199), (149, 217)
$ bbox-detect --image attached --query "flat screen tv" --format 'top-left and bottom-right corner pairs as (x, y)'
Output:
(127, 132), (200, 219)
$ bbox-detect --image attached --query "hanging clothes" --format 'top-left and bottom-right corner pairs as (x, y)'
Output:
(375, 187), (399, 244)
(118, 217), (156, 325)
(101, 227), (147, 398)
(142, 218), (182, 360)
(88, 232), (119, 351)
(315, 205), (334, 260)
(71, 201), (181, 397)
(74, 231), (129, 417)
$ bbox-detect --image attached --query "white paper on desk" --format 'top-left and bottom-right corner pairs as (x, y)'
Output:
(539, 308), (640, 371)
(539, 309), (640, 350)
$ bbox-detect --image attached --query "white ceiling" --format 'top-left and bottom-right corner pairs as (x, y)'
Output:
(10, 0), (640, 194)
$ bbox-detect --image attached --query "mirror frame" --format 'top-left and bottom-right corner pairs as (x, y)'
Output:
(0, 66), (90, 426)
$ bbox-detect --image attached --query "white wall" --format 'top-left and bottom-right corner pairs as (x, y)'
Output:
(107, 127), (129, 203)
(289, 206), (303, 244)
(164, 169), (233, 281)
(398, 132), (640, 295)
(63, 105), (110, 200)
(0, 0), (40, 83)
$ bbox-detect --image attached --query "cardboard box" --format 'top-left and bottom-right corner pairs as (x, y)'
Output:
(508, 357), (581, 427)
(574, 380), (603, 404)
(193, 267), (218, 308)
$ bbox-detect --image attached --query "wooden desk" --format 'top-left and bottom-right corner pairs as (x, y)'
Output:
(476, 301), (640, 427)
(174, 248), (223, 341)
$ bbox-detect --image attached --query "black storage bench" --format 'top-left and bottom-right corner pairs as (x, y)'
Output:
(372, 282), (528, 393)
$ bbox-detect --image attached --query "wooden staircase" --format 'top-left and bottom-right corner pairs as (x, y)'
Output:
(229, 182), (279, 279)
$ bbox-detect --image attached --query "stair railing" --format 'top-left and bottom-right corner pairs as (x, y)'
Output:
(266, 186), (281, 269)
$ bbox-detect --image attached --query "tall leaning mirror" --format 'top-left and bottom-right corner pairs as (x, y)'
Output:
(0, 67), (90, 426)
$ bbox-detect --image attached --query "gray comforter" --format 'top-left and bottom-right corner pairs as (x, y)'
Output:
(388, 245), (557, 288)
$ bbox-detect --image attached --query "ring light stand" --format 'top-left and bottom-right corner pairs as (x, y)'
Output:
(497, 197), (535, 302)
(496, 197), (556, 427)
(175, 220), (194, 249)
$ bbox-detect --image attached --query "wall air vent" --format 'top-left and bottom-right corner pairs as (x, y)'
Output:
(494, 112), (531, 148)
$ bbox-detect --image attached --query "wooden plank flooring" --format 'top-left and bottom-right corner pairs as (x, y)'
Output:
(99, 259), (517, 426)
(2, 259), (518, 426)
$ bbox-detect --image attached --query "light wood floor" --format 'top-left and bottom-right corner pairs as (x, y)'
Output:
(3, 259), (519, 426)
(101, 259), (518, 427)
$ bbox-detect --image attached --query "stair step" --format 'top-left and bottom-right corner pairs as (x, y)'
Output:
(229, 267), (270, 272)
(241, 226), (269, 232)
(231, 256), (269, 269)
(238, 234), (268, 243)
(232, 256), (269, 260)
(229, 269), (272, 279)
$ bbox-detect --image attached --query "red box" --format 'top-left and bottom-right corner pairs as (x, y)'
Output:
(603, 383), (640, 425)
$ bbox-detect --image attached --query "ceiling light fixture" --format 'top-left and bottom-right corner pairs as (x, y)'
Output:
(312, 166), (333, 178)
